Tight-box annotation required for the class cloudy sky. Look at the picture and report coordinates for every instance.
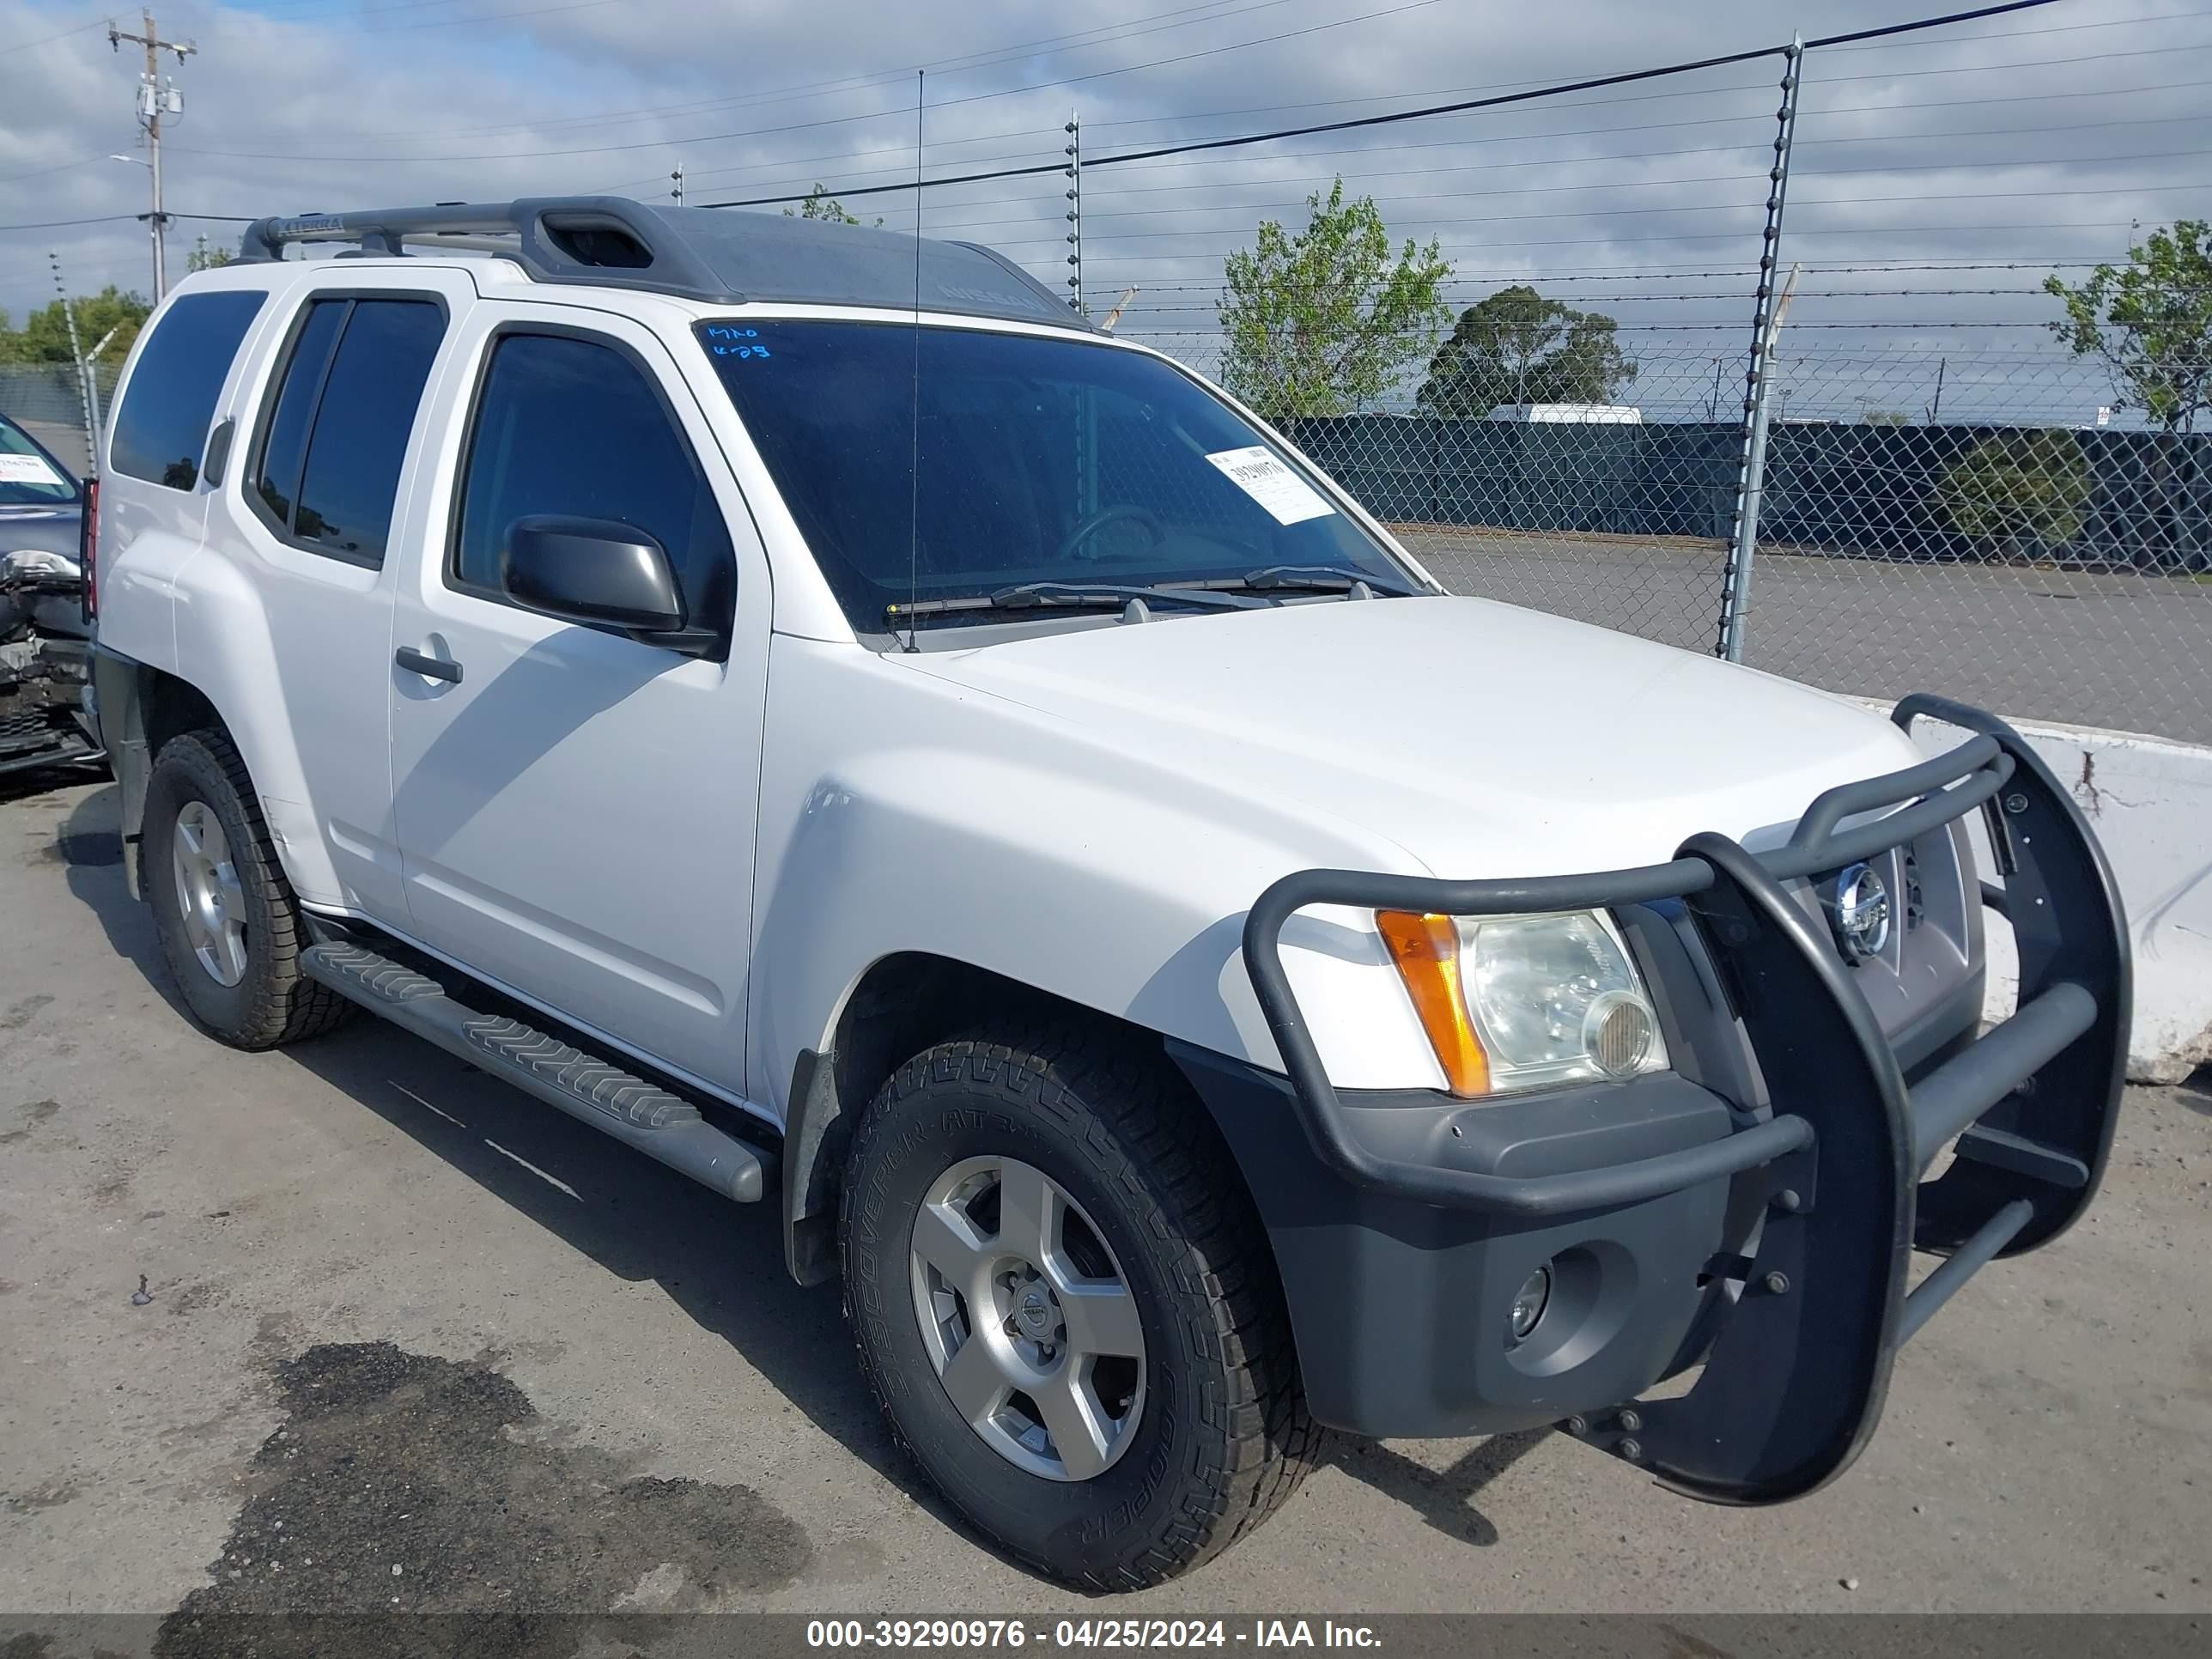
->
[3,0,2207,417]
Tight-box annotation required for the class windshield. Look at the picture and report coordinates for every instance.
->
[0,417,79,507]
[696,319,1411,630]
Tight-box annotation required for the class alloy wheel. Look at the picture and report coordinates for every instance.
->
[908,1155,1147,1481]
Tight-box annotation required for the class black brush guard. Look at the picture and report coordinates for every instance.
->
[1240,694,2130,1504]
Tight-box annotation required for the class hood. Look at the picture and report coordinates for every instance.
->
[0,503,82,562]
[899,595,1923,880]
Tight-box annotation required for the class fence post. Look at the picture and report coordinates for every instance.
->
[1715,32,1803,663]
[48,251,100,477]
[1063,111,1085,314]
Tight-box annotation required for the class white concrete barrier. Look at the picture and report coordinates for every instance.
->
[1863,702,2212,1085]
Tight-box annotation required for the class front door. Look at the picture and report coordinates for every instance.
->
[388,306,769,1100]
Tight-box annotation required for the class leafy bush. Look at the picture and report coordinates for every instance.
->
[1937,428,2094,555]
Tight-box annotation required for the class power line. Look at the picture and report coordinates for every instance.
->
[697,44,1790,209]
[1810,38,2212,88]
[1817,5,2212,52]
[0,215,142,232]
[684,65,2212,213]
[0,15,111,58]
[696,1,2084,211]
[200,0,1296,146]
[170,40,2209,186]
[170,0,1452,164]
[1069,222,2154,260]
[948,144,2212,230]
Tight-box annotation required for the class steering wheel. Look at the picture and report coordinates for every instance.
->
[1057,503,1166,563]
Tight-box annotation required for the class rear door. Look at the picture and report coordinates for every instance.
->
[96,286,272,674]
[201,268,475,921]
[386,302,769,1101]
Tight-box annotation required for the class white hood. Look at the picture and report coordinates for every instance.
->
[900,594,1923,879]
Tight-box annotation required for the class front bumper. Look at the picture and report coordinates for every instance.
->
[0,633,100,777]
[1186,694,2128,1506]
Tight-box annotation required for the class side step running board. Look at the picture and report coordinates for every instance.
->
[301,941,774,1204]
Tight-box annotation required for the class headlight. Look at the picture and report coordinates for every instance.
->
[1378,908,1668,1098]
[1,549,82,590]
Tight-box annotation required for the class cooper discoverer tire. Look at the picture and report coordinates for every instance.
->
[143,728,353,1050]
[840,1018,1324,1589]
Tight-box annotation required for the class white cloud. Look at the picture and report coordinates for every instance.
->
[2,0,2205,392]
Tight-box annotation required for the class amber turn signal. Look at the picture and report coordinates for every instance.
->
[1376,909,1491,1097]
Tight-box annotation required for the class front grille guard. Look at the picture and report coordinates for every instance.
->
[1239,694,2130,1504]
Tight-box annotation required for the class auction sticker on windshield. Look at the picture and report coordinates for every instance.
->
[1204,445,1334,526]
[0,454,66,487]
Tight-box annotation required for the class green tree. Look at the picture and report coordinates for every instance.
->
[3,286,151,366]
[2045,220,2212,434]
[1215,178,1451,422]
[1416,285,1636,417]
[784,183,878,227]
[186,234,234,273]
[1937,429,2094,558]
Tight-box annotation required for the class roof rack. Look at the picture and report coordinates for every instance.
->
[236,195,1092,331]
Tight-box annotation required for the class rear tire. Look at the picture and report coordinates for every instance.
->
[143,729,353,1050]
[841,1018,1324,1589]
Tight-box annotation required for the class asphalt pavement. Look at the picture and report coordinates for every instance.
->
[1401,527,2212,747]
[3,779,2209,1628]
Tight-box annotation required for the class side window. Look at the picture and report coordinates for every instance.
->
[453,331,734,638]
[252,295,445,565]
[109,290,265,491]
[255,300,346,528]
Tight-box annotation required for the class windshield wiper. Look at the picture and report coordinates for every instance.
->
[1189,564,1422,599]
[886,580,1270,623]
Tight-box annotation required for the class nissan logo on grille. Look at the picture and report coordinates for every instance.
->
[1825,861,1893,963]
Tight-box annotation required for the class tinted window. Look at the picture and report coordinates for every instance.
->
[453,332,732,635]
[695,320,1406,633]
[294,301,444,562]
[252,297,443,564]
[1,416,78,506]
[110,290,265,491]
[254,299,347,529]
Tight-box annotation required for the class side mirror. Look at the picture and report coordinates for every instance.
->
[501,515,686,635]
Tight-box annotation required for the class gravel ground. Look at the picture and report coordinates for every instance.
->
[2,778,2208,1631]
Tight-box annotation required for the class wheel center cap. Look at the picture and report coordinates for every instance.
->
[1017,1287,1054,1335]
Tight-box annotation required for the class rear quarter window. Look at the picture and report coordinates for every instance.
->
[109,289,266,492]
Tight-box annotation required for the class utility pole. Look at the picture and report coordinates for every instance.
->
[109,9,196,301]
[1925,356,1947,424]
[670,161,684,206]
[1063,110,1084,313]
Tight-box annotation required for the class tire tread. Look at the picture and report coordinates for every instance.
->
[842,1016,1326,1590]
[149,729,353,1049]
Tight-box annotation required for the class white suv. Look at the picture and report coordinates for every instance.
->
[87,197,2129,1589]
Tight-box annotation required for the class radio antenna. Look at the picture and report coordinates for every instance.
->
[902,68,923,653]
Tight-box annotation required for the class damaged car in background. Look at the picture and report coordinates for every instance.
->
[1,413,101,780]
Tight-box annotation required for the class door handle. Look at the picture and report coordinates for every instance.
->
[395,646,463,684]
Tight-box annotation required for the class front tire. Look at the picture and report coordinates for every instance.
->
[143,729,352,1050]
[841,1020,1323,1589]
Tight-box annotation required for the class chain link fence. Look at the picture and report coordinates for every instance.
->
[1143,332,2212,743]
[1144,340,2212,744]
[1738,351,2210,743]
[0,363,118,479]
[1082,15,2212,751]
[7,8,2209,746]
